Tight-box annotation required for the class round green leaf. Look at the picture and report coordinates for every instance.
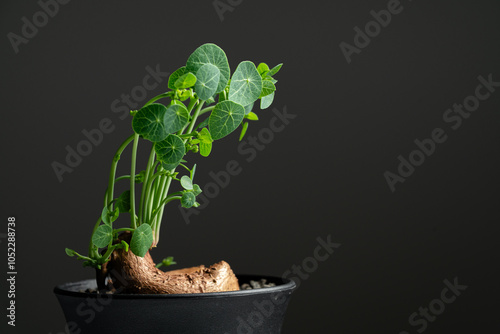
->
[154,134,185,165]
[164,103,189,134]
[130,224,154,257]
[168,67,187,90]
[228,61,263,106]
[116,190,131,213]
[244,102,254,115]
[209,100,246,140]
[199,141,212,157]
[181,192,196,208]
[65,248,76,257]
[132,104,169,142]
[260,91,275,110]
[180,175,193,190]
[198,127,213,143]
[92,225,113,248]
[174,72,197,89]
[194,63,220,101]
[186,43,230,94]
[260,80,276,98]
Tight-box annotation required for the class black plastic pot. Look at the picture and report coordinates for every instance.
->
[54,274,296,334]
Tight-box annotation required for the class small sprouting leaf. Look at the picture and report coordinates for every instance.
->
[186,43,230,94]
[194,63,220,101]
[65,248,76,257]
[168,67,187,90]
[260,91,275,110]
[257,63,270,76]
[192,184,202,196]
[130,224,154,257]
[101,206,111,225]
[228,61,263,106]
[181,192,196,208]
[119,240,129,252]
[260,80,276,98]
[155,256,177,268]
[239,122,249,141]
[132,104,169,142]
[154,134,186,166]
[92,225,113,248]
[179,89,192,101]
[246,112,259,121]
[244,103,254,115]
[209,100,246,140]
[180,175,193,190]
[198,127,213,143]
[199,141,212,157]
[174,72,197,89]
[164,103,189,134]
[268,63,283,76]
[116,190,131,213]
[206,96,215,104]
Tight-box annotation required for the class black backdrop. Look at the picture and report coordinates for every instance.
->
[1,0,499,333]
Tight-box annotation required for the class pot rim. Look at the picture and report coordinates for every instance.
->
[54,274,296,299]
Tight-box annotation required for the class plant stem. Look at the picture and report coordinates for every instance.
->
[139,147,157,222]
[129,133,140,228]
[106,134,135,208]
[199,105,215,116]
[143,92,170,108]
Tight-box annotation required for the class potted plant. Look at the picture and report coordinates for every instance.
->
[54,43,296,334]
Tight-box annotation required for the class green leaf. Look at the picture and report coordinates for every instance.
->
[132,103,169,142]
[209,100,246,140]
[174,72,197,89]
[196,117,210,130]
[102,206,119,224]
[65,248,76,257]
[246,112,259,121]
[244,102,254,115]
[186,43,230,94]
[268,63,283,76]
[164,103,189,134]
[198,127,213,143]
[239,122,249,141]
[194,63,220,101]
[154,134,186,167]
[156,256,177,268]
[181,192,196,208]
[130,224,154,257]
[192,184,202,196]
[260,91,275,110]
[168,67,187,90]
[199,142,212,157]
[260,80,276,98]
[116,190,131,213]
[228,61,262,106]
[257,63,270,76]
[92,225,113,248]
[180,175,193,190]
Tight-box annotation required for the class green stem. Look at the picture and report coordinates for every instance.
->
[130,133,140,228]
[139,147,157,222]
[106,134,135,208]
[199,105,215,116]
[114,227,135,233]
[143,92,170,108]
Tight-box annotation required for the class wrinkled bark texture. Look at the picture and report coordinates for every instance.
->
[97,233,239,294]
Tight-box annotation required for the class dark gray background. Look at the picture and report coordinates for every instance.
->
[1,0,499,333]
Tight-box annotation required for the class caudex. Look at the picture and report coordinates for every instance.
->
[65,43,282,294]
